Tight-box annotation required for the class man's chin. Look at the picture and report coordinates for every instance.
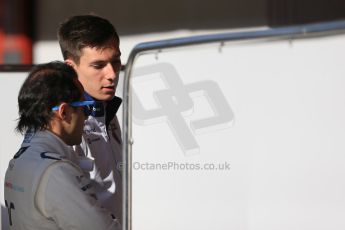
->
[102,94,115,101]
[92,92,115,101]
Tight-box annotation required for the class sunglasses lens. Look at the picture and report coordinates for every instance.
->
[83,105,93,116]
[67,101,95,116]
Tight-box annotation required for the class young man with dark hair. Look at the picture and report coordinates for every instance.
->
[57,15,123,222]
[4,62,120,230]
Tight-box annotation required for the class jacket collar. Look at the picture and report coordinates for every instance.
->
[22,130,73,159]
[84,92,122,126]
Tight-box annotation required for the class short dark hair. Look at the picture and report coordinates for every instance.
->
[57,14,119,63]
[16,61,82,134]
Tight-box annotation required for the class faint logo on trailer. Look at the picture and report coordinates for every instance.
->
[132,63,234,155]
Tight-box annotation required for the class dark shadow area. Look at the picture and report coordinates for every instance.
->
[34,0,345,41]
[35,0,267,40]
[267,0,345,27]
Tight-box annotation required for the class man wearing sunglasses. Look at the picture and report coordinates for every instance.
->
[58,15,123,222]
[4,62,120,230]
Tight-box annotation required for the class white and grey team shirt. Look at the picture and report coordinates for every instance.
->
[73,96,123,223]
[4,130,120,230]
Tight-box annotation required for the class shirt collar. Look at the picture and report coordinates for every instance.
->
[22,130,74,159]
[84,92,122,124]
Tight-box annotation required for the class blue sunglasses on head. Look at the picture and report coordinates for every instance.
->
[52,100,95,116]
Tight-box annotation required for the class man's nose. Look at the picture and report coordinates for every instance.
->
[105,63,116,81]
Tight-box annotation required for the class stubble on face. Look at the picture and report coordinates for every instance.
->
[72,44,121,101]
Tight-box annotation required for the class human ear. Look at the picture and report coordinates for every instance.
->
[64,59,76,68]
[57,103,72,122]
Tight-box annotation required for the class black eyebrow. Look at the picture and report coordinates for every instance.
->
[89,52,121,66]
